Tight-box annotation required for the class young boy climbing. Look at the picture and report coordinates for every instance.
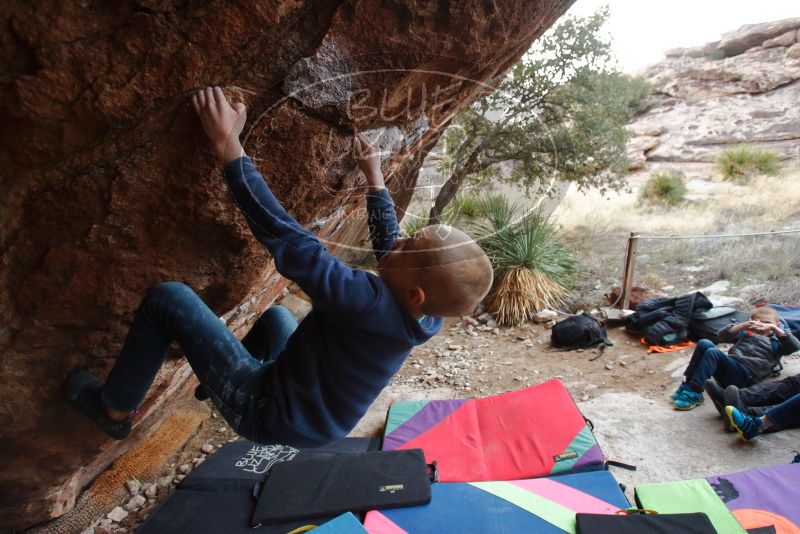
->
[672,307,800,410]
[68,86,493,446]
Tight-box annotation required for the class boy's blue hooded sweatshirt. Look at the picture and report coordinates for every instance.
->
[223,156,443,446]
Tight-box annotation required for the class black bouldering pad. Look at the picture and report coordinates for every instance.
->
[137,437,379,534]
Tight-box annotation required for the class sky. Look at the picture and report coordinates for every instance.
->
[566,0,800,73]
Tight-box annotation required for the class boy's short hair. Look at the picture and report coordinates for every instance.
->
[751,307,780,324]
[418,255,493,316]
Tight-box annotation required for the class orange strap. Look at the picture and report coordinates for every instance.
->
[641,337,695,354]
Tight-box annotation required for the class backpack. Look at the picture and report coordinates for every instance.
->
[551,313,613,350]
[688,307,749,343]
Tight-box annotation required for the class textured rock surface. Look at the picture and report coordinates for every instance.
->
[626,18,800,173]
[0,0,573,530]
[717,17,800,57]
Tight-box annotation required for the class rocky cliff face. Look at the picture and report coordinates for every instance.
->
[627,18,800,172]
[0,0,573,530]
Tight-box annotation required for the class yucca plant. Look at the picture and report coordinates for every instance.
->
[715,145,780,182]
[640,168,687,205]
[402,192,482,236]
[473,195,579,326]
[448,191,484,220]
[400,209,430,236]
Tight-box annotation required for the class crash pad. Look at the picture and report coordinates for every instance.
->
[311,512,369,533]
[381,380,604,481]
[765,305,800,337]
[706,463,800,534]
[635,479,746,534]
[138,438,378,533]
[363,469,629,534]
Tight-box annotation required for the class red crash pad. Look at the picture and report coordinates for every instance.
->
[381,379,604,482]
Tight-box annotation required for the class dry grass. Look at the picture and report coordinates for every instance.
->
[702,237,799,282]
[484,268,569,326]
[554,168,800,308]
[554,172,800,237]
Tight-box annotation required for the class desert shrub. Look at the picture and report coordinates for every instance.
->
[403,192,482,236]
[400,209,430,236]
[641,168,687,205]
[473,195,580,325]
[715,145,780,182]
[448,191,484,219]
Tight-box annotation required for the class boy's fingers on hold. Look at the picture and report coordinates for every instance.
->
[196,89,206,108]
[190,94,199,112]
[353,137,365,158]
[356,132,375,148]
[213,86,225,106]
[204,87,214,109]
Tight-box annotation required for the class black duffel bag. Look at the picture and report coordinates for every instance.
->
[688,307,750,343]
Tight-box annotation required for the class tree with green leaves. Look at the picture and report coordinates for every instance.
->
[428,7,649,224]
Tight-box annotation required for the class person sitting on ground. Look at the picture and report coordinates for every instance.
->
[672,307,800,410]
[705,373,800,440]
[67,86,493,445]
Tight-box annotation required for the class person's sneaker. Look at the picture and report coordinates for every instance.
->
[723,385,745,412]
[704,380,732,430]
[726,406,763,442]
[67,368,131,440]
[673,387,704,410]
[704,380,725,415]
[671,383,692,401]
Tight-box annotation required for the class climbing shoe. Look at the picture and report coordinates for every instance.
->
[67,368,131,440]
[726,406,763,442]
[673,387,704,410]
[671,382,692,401]
[194,384,210,401]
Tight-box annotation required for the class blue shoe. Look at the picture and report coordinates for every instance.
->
[726,406,763,442]
[671,383,692,401]
[673,387,704,410]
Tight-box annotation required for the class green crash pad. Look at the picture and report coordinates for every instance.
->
[635,479,745,534]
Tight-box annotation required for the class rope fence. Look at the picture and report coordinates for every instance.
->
[619,228,800,309]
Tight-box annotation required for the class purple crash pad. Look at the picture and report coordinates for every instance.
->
[706,462,800,530]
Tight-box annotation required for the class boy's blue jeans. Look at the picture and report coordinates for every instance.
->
[101,282,297,435]
[766,393,800,430]
[684,339,755,390]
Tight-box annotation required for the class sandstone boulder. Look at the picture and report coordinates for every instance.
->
[0,1,573,530]
[762,30,797,48]
[664,40,720,59]
[717,17,800,57]
[626,135,661,170]
[644,47,800,101]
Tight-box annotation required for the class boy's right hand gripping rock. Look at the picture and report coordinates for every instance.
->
[191,86,247,164]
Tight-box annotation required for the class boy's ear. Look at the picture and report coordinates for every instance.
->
[407,287,425,306]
